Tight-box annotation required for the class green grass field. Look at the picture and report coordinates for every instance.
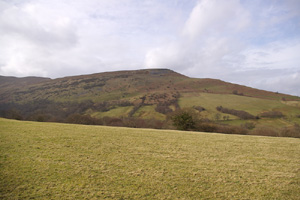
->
[179,93,300,116]
[1,118,299,199]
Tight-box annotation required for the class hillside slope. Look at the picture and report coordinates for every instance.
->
[0,69,298,104]
[0,69,300,133]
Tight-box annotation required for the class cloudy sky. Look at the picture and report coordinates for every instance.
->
[0,0,299,96]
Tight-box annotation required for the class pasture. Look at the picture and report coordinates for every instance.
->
[0,118,299,199]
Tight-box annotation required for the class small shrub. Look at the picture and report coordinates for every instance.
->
[249,126,279,137]
[241,122,256,130]
[195,122,218,132]
[217,125,248,135]
[193,106,205,112]
[66,114,103,125]
[102,117,123,127]
[279,124,300,138]
[155,105,173,114]
[214,113,221,121]
[232,90,244,96]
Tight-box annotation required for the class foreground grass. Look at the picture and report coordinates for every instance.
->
[0,118,299,199]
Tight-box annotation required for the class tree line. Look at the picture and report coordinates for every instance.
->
[0,100,298,138]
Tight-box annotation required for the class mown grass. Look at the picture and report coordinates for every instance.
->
[0,118,299,199]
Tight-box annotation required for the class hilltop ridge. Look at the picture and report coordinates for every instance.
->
[0,68,298,104]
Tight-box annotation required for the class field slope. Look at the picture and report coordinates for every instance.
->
[0,118,299,199]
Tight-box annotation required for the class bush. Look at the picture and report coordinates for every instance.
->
[249,126,279,137]
[195,122,218,132]
[216,106,256,120]
[195,122,248,135]
[260,111,284,118]
[27,113,53,122]
[241,122,256,130]
[193,106,205,112]
[217,125,248,135]
[122,117,164,129]
[171,109,196,131]
[279,124,300,138]
[1,109,23,120]
[102,117,124,127]
[66,114,103,125]
[232,90,244,96]
[155,104,173,114]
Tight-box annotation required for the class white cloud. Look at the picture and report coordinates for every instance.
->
[183,0,249,39]
[241,40,300,71]
[145,0,250,77]
[0,0,192,77]
[0,0,299,96]
[144,0,300,96]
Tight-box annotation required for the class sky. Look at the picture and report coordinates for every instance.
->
[0,0,300,96]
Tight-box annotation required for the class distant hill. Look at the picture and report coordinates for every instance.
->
[1,69,300,136]
[0,76,50,93]
[0,69,298,104]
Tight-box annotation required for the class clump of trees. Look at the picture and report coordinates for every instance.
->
[155,104,173,114]
[169,109,248,134]
[259,111,284,118]
[279,124,300,138]
[66,114,103,125]
[169,109,299,137]
[0,108,23,120]
[216,106,257,120]
[249,124,300,138]
[1,100,299,138]
[170,109,196,131]
[65,115,165,129]
[232,90,244,96]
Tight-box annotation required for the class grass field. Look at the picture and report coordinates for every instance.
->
[133,105,166,120]
[1,118,299,199]
[179,93,300,116]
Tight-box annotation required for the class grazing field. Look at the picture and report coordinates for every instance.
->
[179,93,300,116]
[0,118,299,199]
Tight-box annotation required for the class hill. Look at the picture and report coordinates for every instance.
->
[0,69,298,104]
[1,118,299,199]
[0,69,300,136]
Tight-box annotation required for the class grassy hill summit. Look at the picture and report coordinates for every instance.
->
[1,69,300,137]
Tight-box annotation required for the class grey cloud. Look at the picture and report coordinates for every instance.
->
[144,0,300,96]
[223,69,300,96]
[0,0,299,96]
[0,2,78,47]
